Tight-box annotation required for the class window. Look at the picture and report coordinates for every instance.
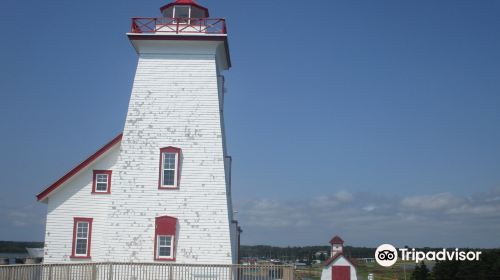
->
[155,216,177,261]
[71,217,93,258]
[173,6,190,24]
[159,147,181,189]
[157,235,173,258]
[92,170,112,194]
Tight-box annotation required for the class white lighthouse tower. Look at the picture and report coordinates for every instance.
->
[38,0,239,265]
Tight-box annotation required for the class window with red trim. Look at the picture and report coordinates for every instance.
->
[159,147,181,189]
[92,170,112,194]
[154,216,177,261]
[71,217,93,258]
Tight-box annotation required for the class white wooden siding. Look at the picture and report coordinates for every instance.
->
[44,145,120,263]
[43,40,235,265]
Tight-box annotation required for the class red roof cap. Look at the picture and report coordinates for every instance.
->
[329,235,344,245]
[172,0,201,4]
[160,0,209,17]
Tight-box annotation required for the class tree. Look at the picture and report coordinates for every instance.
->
[319,252,327,261]
[411,262,430,280]
[432,260,460,280]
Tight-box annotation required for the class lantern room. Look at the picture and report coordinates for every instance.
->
[160,0,209,22]
[130,0,226,35]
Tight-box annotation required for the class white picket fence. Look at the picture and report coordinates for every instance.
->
[0,262,294,280]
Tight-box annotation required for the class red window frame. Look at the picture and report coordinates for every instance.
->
[158,147,181,189]
[154,216,177,261]
[71,217,93,259]
[92,170,112,194]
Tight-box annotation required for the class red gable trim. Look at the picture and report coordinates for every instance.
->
[324,253,356,268]
[36,133,123,201]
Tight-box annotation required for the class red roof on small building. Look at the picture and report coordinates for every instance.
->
[172,0,201,4]
[330,235,344,245]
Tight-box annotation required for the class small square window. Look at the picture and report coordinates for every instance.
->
[92,170,112,194]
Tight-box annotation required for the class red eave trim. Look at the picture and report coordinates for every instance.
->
[127,34,226,41]
[36,133,123,201]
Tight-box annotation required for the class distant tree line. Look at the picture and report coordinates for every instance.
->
[240,245,375,261]
[242,245,500,279]
[403,248,500,280]
[428,249,500,280]
[0,241,44,253]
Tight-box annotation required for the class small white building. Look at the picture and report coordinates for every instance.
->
[37,0,240,265]
[321,235,358,280]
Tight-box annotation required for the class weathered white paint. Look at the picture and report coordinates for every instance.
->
[321,256,358,280]
[42,37,235,265]
[43,145,120,262]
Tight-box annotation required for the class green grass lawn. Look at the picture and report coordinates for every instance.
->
[294,261,420,280]
[356,261,421,280]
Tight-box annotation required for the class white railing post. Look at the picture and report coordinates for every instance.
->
[65,264,70,280]
[48,265,52,280]
[108,263,113,280]
[91,263,97,280]
[0,262,295,280]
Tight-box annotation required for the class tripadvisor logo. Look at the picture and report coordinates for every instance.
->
[375,244,482,267]
[375,244,398,267]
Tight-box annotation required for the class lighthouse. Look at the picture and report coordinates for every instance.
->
[37,0,239,265]
[330,235,344,257]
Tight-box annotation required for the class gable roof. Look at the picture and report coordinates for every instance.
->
[330,235,344,245]
[324,253,356,268]
[36,133,123,202]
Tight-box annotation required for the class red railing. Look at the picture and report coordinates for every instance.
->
[131,18,227,34]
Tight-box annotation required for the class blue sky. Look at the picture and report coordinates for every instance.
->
[0,0,499,248]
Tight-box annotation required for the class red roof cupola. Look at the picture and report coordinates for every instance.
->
[160,0,209,19]
[329,235,344,245]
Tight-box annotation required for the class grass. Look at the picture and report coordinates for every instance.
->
[293,261,419,280]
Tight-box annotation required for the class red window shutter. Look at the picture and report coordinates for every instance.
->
[156,216,177,236]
